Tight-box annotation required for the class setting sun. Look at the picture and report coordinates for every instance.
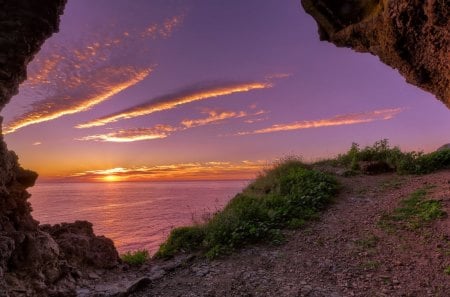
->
[102,175,120,182]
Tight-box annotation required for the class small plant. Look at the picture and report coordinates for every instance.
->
[445,266,450,275]
[121,249,149,265]
[360,260,380,270]
[379,187,446,231]
[355,234,379,249]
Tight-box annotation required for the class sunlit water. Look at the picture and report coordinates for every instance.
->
[29,181,247,255]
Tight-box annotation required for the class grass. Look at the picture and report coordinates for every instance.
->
[156,158,339,259]
[445,266,450,275]
[355,234,379,249]
[379,187,446,231]
[335,139,450,175]
[121,249,149,265]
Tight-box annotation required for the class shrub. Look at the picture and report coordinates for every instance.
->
[155,226,205,258]
[121,249,149,265]
[156,158,338,259]
[336,139,450,175]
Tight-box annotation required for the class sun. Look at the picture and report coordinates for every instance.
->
[103,175,120,182]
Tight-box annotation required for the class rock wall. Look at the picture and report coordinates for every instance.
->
[301,0,449,108]
[0,1,119,296]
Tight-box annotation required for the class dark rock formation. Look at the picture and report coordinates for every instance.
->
[42,221,120,269]
[0,1,120,296]
[301,0,449,108]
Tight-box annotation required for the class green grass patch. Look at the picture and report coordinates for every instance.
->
[335,139,450,175]
[155,158,339,259]
[445,266,450,275]
[379,187,446,231]
[355,234,379,249]
[121,249,149,265]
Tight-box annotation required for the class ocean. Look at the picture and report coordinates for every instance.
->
[29,180,247,255]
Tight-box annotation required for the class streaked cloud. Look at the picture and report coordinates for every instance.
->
[4,13,185,134]
[77,125,176,143]
[181,109,249,128]
[32,142,42,146]
[237,108,404,135]
[69,160,267,182]
[78,107,267,143]
[4,67,151,134]
[76,81,272,129]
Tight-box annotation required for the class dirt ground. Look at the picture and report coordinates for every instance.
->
[80,170,450,297]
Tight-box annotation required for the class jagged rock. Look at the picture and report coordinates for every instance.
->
[41,221,120,269]
[0,1,121,296]
[301,0,449,108]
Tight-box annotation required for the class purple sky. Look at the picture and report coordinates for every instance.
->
[2,0,449,181]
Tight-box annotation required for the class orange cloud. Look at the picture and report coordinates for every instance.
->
[76,82,272,129]
[237,108,404,135]
[69,160,267,182]
[77,125,176,142]
[142,14,185,38]
[181,109,249,128]
[78,107,267,143]
[5,13,186,133]
[4,67,151,134]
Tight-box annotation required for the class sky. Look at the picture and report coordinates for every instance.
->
[2,0,449,182]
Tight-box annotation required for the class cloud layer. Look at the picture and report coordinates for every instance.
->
[4,14,185,134]
[237,108,404,135]
[78,108,266,142]
[70,160,266,181]
[5,67,151,134]
[76,82,272,129]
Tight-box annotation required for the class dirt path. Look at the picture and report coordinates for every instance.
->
[80,171,450,296]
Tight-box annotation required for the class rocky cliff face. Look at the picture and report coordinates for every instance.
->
[0,1,119,296]
[301,0,449,108]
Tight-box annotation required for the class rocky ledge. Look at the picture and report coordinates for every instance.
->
[302,0,449,108]
[0,1,120,296]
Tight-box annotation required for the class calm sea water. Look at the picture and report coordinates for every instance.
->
[29,181,247,254]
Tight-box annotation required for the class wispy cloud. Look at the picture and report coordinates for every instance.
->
[69,160,267,181]
[143,14,185,39]
[4,14,185,134]
[4,67,151,134]
[181,109,252,128]
[237,108,404,135]
[77,124,176,142]
[78,107,267,143]
[32,142,42,146]
[76,82,272,129]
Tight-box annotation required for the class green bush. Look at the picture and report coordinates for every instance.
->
[155,226,205,258]
[156,158,338,259]
[337,139,450,175]
[121,249,149,265]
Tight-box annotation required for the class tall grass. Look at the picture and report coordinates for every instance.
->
[156,158,338,259]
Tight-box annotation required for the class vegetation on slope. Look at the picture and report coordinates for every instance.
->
[121,249,149,265]
[335,139,450,174]
[379,187,446,231]
[156,159,338,259]
[156,140,449,259]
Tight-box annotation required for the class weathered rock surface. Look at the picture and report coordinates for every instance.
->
[41,221,120,269]
[301,0,449,108]
[0,1,120,296]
